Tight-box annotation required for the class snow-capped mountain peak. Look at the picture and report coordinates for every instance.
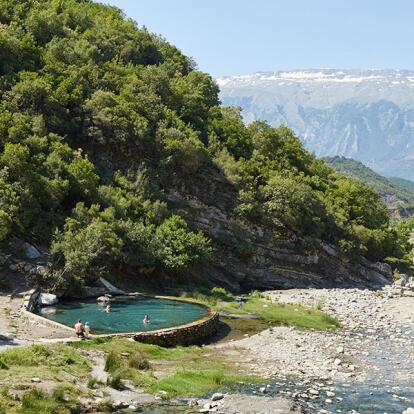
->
[218,69,414,180]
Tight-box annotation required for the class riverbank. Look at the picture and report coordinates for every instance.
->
[214,287,414,412]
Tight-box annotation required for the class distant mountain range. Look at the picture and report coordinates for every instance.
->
[325,156,414,217]
[218,69,414,180]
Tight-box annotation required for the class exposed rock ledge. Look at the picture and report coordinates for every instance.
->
[169,188,393,292]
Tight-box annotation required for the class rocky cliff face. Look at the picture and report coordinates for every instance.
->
[218,69,414,180]
[168,171,392,292]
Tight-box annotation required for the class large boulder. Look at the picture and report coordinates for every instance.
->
[37,293,58,306]
[22,242,41,259]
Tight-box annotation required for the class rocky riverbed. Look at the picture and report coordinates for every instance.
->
[209,283,414,413]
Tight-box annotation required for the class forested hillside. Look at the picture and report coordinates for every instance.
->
[0,0,412,293]
[325,156,414,216]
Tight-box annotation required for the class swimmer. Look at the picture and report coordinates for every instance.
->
[143,314,150,324]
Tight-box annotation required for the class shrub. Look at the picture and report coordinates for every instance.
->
[155,215,212,269]
[128,352,151,371]
[210,287,232,301]
[0,358,8,370]
[107,370,126,390]
[20,389,56,414]
[104,351,123,373]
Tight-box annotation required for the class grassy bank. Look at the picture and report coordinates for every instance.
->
[72,337,258,398]
[0,338,257,411]
[0,344,92,413]
[177,289,340,330]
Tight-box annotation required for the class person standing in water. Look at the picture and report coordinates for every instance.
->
[105,305,112,313]
[143,314,150,324]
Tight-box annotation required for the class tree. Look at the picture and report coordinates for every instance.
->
[155,215,212,269]
[262,174,328,238]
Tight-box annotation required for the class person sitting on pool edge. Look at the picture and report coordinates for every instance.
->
[84,322,91,338]
[143,314,150,324]
[74,320,85,338]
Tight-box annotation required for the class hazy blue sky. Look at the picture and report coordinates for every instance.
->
[104,0,414,77]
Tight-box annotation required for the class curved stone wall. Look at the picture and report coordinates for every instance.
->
[133,310,220,347]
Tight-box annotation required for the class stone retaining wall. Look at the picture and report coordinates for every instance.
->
[133,310,220,347]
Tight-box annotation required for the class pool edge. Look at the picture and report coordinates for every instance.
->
[22,290,220,346]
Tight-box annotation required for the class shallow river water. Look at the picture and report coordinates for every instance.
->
[134,328,414,414]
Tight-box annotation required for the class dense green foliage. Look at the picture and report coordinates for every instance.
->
[388,176,414,196]
[325,156,414,210]
[0,0,411,290]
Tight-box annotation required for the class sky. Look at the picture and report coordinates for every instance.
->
[104,0,414,78]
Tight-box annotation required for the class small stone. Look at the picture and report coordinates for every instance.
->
[259,387,266,393]
[334,358,342,366]
[336,346,344,354]
[112,401,129,409]
[31,377,41,383]
[309,388,319,395]
[211,393,224,401]
[92,390,104,398]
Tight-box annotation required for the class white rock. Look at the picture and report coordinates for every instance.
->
[211,393,224,401]
[37,293,58,306]
[336,346,344,354]
[97,296,111,303]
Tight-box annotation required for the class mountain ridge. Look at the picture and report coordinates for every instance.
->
[218,69,414,180]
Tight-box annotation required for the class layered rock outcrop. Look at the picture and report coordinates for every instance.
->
[168,173,392,292]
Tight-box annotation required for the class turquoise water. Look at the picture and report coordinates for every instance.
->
[35,297,208,334]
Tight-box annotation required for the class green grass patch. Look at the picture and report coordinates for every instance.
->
[72,337,204,361]
[0,344,91,386]
[13,385,82,414]
[216,297,340,329]
[71,337,258,398]
[176,288,340,330]
[147,369,254,398]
